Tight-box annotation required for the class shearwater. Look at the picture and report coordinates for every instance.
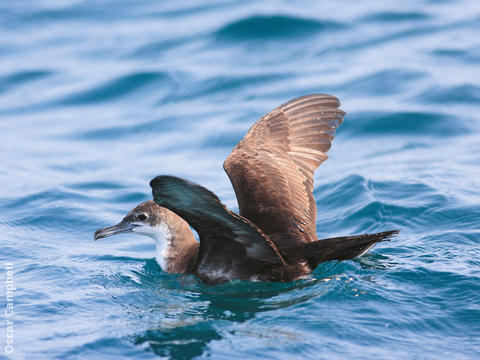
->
[95,94,398,284]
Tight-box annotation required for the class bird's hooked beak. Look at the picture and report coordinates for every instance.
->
[94,220,138,241]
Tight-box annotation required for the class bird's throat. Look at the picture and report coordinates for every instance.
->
[150,224,174,273]
[139,223,198,274]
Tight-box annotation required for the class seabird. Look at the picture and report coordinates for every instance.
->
[95,94,398,284]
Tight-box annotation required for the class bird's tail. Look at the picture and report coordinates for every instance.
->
[303,230,399,269]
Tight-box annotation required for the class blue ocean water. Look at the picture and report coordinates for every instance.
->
[1,0,479,358]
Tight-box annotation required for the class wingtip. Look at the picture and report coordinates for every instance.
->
[149,175,170,189]
[377,230,400,242]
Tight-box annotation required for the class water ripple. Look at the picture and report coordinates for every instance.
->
[344,111,470,136]
[0,69,53,94]
[1,1,479,359]
[417,84,480,104]
[56,72,172,106]
[215,15,346,40]
[360,11,431,23]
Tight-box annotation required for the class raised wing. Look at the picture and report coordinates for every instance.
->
[150,175,286,283]
[224,94,345,249]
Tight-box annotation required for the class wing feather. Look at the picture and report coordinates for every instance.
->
[224,94,345,249]
[150,175,287,283]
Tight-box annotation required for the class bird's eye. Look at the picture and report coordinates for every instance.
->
[137,214,147,221]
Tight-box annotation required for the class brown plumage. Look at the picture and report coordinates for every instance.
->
[224,94,345,249]
[95,94,398,284]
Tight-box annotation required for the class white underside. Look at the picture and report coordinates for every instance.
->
[132,223,173,272]
[354,243,376,258]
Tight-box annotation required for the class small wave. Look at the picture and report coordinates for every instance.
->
[315,174,370,213]
[57,71,171,106]
[0,69,53,94]
[416,84,480,104]
[336,17,480,53]
[340,69,424,96]
[86,254,147,262]
[70,181,126,191]
[113,192,151,204]
[18,263,76,283]
[134,322,221,359]
[360,11,430,23]
[4,188,89,210]
[175,72,292,102]
[130,38,188,58]
[431,47,480,64]
[2,188,110,234]
[315,175,458,234]
[18,2,142,24]
[343,110,469,136]
[73,118,172,141]
[215,15,345,40]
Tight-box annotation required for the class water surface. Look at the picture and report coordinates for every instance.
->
[1,0,479,359]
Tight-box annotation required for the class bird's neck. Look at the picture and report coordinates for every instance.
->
[150,223,199,274]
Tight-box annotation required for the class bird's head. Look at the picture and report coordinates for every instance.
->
[94,200,198,273]
[94,200,170,241]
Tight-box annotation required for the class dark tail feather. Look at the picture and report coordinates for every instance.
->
[303,230,399,269]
